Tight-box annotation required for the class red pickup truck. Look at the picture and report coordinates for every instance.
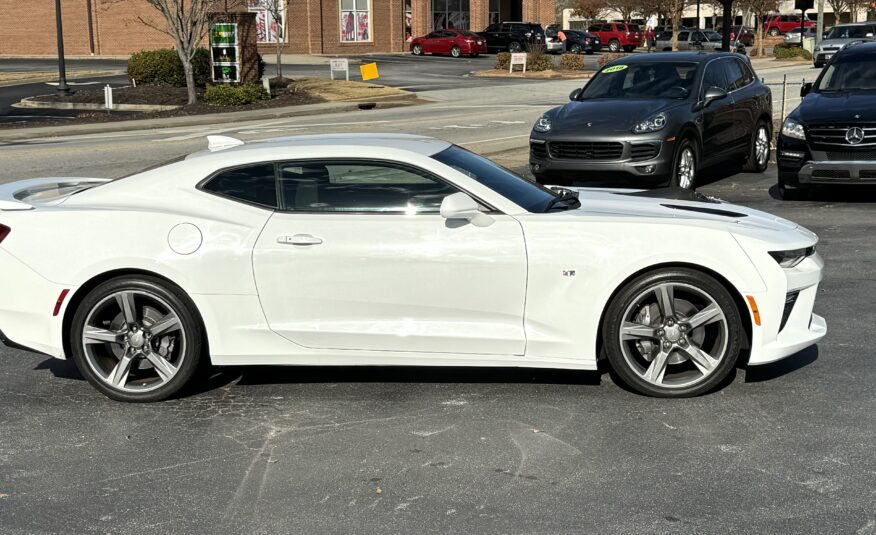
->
[587,22,642,52]
[763,14,815,36]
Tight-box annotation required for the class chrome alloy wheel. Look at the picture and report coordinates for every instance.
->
[677,147,695,189]
[755,125,770,167]
[618,282,729,389]
[81,290,186,393]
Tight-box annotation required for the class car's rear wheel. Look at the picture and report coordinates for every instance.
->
[451,45,462,58]
[412,44,423,55]
[603,269,743,397]
[623,45,635,52]
[508,41,522,52]
[608,39,620,52]
[671,138,697,189]
[570,43,581,54]
[769,27,780,36]
[472,52,480,57]
[70,276,203,402]
[743,120,771,172]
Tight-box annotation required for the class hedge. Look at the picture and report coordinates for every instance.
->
[773,44,812,60]
[559,53,586,70]
[203,83,270,106]
[598,53,627,67]
[494,51,554,72]
[127,48,211,87]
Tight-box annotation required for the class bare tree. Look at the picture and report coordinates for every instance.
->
[572,0,608,20]
[826,0,849,22]
[259,0,287,80]
[132,0,219,105]
[657,0,691,49]
[737,0,780,56]
[608,0,640,20]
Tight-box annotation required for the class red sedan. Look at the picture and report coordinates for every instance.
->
[411,30,487,58]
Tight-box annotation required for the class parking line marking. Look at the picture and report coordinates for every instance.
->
[461,134,530,145]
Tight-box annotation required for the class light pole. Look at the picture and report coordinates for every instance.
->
[55,0,70,94]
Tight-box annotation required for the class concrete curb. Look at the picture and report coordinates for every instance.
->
[15,96,179,113]
[0,93,424,142]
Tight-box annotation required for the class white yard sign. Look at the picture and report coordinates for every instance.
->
[509,52,527,73]
[330,58,350,81]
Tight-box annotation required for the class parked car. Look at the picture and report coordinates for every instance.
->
[783,26,817,46]
[777,42,876,199]
[562,29,600,54]
[529,52,772,189]
[763,14,815,36]
[587,22,642,52]
[730,25,755,47]
[410,30,487,57]
[481,21,545,52]
[656,29,724,51]
[812,22,876,67]
[0,134,825,400]
[544,24,566,53]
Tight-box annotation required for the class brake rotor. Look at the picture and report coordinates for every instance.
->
[633,299,703,365]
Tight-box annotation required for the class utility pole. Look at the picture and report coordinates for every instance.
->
[721,0,733,51]
[54,0,70,94]
[696,0,701,28]
[816,0,824,45]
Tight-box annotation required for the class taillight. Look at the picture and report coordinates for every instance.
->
[0,224,10,243]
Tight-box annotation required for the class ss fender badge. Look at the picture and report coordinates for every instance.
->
[563,270,576,277]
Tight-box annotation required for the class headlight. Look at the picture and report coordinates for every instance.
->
[632,113,667,134]
[769,246,815,268]
[533,115,552,133]
[781,118,806,140]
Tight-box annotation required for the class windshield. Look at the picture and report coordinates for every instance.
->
[431,146,561,213]
[629,25,640,32]
[578,62,698,100]
[458,30,480,37]
[816,56,876,92]
[826,25,875,39]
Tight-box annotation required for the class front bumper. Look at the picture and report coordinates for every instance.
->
[813,50,838,63]
[529,134,674,186]
[777,134,876,185]
[545,40,564,52]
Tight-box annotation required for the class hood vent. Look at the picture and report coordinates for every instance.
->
[618,187,721,204]
[661,204,748,218]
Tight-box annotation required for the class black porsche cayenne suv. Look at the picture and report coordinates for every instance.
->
[529,52,773,189]
[777,41,876,199]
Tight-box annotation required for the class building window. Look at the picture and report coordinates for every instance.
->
[489,0,500,25]
[340,0,371,42]
[433,0,470,30]
[247,0,284,43]
[405,0,412,41]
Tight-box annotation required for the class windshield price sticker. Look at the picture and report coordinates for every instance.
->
[603,65,628,73]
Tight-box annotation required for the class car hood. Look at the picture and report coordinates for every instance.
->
[548,99,688,133]
[795,91,876,123]
[818,38,858,48]
[552,187,816,244]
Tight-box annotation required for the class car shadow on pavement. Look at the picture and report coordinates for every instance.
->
[768,184,876,202]
[743,345,818,383]
[34,357,84,380]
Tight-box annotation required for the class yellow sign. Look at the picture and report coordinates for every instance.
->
[360,62,379,81]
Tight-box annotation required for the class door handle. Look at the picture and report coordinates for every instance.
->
[278,234,323,246]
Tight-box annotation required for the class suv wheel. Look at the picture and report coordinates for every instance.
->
[450,45,461,58]
[778,174,809,200]
[769,27,780,36]
[508,41,522,52]
[608,39,621,52]
[743,121,771,173]
[672,138,697,189]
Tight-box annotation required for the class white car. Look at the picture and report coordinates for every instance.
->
[0,134,826,402]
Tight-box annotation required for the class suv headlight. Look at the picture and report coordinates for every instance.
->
[533,115,552,133]
[781,118,806,140]
[769,246,815,268]
[632,113,667,134]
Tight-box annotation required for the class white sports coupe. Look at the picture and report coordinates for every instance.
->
[0,134,825,401]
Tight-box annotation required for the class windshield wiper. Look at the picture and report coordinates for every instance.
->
[544,188,581,212]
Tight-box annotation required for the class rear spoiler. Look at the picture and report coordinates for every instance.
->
[0,177,110,211]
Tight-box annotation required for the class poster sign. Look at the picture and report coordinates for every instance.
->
[330,58,349,81]
[509,52,527,73]
[210,23,240,83]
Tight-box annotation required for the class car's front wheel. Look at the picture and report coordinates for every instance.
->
[450,45,461,58]
[769,27,780,36]
[412,44,423,55]
[508,41,522,52]
[743,120,771,173]
[570,43,581,54]
[608,39,620,52]
[671,138,697,189]
[70,276,203,402]
[603,269,743,397]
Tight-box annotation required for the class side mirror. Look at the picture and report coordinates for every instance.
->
[569,88,581,101]
[440,192,494,227]
[703,86,728,106]
[800,82,813,97]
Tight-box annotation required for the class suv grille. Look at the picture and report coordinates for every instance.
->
[826,151,876,161]
[812,169,851,179]
[630,143,659,161]
[549,141,624,160]
[530,142,548,159]
[808,123,876,150]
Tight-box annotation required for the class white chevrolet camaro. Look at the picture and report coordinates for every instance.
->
[0,134,826,402]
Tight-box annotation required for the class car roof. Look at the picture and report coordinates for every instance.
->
[604,51,735,65]
[833,22,875,27]
[835,41,876,57]
[186,133,452,160]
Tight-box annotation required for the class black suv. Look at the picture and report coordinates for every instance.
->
[481,22,545,52]
[529,52,772,189]
[777,42,876,199]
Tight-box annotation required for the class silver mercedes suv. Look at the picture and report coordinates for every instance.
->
[813,22,875,67]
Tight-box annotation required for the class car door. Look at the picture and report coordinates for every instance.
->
[723,57,754,151]
[435,30,454,54]
[483,24,499,50]
[677,31,690,50]
[698,58,737,162]
[422,31,441,53]
[252,159,528,356]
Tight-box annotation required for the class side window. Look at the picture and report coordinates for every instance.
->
[426,31,441,38]
[278,161,459,214]
[678,31,689,41]
[202,164,277,208]
[485,24,498,32]
[692,31,705,41]
[723,58,745,91]
[702,61,728,94]
[587,24,600,32]
[736,58,754,86]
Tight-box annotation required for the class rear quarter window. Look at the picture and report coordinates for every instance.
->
[202,163,278,208]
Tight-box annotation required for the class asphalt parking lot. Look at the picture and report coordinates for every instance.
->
[1,160,875,534]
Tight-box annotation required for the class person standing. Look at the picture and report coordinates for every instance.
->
[646,26,655,52]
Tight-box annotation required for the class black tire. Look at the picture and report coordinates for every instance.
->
[671,137,698,189]
[608,39,620,52]
[602,268,743,398]
[623,45,635,52]
[778,175,809,200]
[471,53,480,57]
[743,120,771,173]
[814,61,823,68]
[570,43,581,54]
[412,44,422,56]
[769,27,779,36]
[450,45,461,58]
[69,276,204,402]
[508,41,522,53]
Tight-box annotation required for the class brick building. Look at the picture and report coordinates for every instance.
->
[0,0,555,57]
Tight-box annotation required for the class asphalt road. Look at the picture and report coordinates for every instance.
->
[1,70,874,534]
